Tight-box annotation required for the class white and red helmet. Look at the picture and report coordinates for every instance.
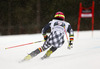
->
[54,12,65,20]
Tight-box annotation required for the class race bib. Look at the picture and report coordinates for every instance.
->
[54,21,65,27]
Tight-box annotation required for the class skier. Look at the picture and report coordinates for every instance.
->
[21,11,74,61]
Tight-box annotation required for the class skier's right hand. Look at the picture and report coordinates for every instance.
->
[43,34,48,41]
[67,41,73,49]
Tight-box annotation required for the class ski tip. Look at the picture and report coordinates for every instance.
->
[18,59,25,63]
[41,56,48,60]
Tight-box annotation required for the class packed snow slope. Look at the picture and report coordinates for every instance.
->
[0,30,100,69]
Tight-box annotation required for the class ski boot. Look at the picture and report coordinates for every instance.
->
[41,49,53,60]
[19,48,42,63]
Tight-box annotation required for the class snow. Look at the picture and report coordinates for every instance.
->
[0,30,100,69]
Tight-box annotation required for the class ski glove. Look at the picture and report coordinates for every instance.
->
[43,34,48,41]
[68,41,73,49]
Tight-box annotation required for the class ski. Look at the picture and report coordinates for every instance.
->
[18,59,26,63]
[18,59,30,63]
[41,55,49,60]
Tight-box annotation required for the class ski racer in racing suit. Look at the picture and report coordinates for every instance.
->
[22,11,74,61]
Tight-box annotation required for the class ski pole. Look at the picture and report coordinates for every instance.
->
[64,27,70,49]
[64,27,69,41]
[5,40,44,50]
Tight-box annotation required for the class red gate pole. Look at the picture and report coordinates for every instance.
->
[77,2,82,38]
[92,1,95,37]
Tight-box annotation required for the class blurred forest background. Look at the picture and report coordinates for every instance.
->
[0,0,99,35]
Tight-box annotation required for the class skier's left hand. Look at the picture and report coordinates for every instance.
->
[67,41,73,49]
[43,34,48,41]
